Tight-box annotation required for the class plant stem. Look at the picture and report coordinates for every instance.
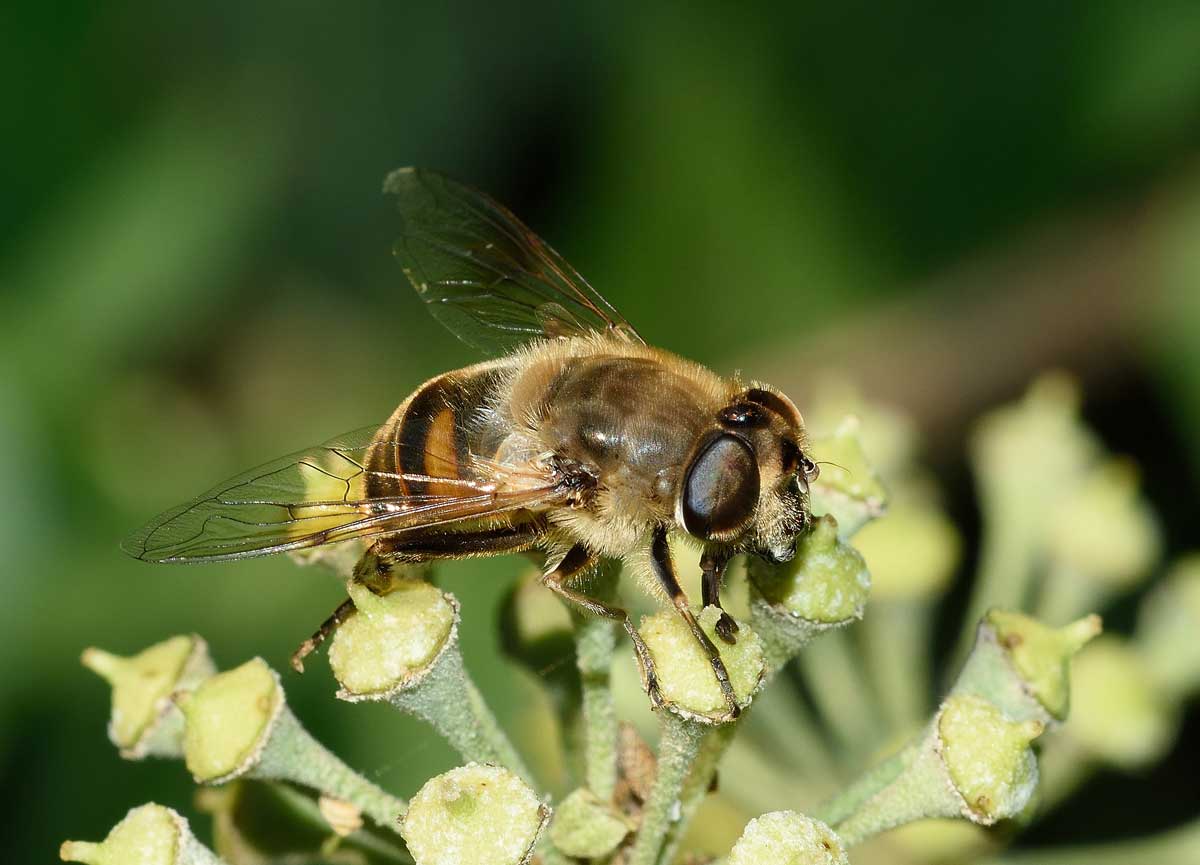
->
[575,612,619,800]
[255,708,407,830]
[799,629,883,760]
[389,642,534,784]
[863,600,933,734]
[573,561,621,800]
[627,713,709,865]
[953,502,1034,667]
[813,744,913,829]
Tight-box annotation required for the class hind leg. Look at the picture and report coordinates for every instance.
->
[290,523,545,672]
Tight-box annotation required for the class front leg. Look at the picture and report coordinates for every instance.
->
[649,527,741,719]
[700,548,739,645]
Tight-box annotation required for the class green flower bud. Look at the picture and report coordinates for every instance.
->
[638,606,765,722]
[970,373,1098,517]
[82,635,215,759]
[729,811,848,865]
[548,787,632,859]
[852,501,959,601]
[1047,460,1160,589]
[60,803,224,865]
[329,580,458,697]
[178,657,405,828]
[330,585,533,780]
[807,417,888,538]
[180,658,283,783]
[1066,635,1178,770]
[937,695,1043,824]
[985,610,1102,721]
[401,764,549,865]
[1136,554,1200,700]
[751,516,871,622]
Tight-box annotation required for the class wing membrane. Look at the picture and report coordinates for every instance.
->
[122,427,562,563]
[386,167,643,352]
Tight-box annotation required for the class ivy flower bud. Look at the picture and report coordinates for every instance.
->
[177,657,405,828]
[548,787,632,859]
[728,811,848,865]
[970,373,1098,525]
[983,610,1102,721]
[329,582,533,780]
[638,606,765,722]
[60,803,224,865]
[82,634,215,759]
[1136,554,1200,700]
[1046,460,1160,591]
[748,515,871,668]
[400,764,549,865]
[807,416,888,539]
[937,695,1043,824]
[826,694,1045,845]
[1066,635,1178,770]
[178,658,283,783]
[329,580,457,696]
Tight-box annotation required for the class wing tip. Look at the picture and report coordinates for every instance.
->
[382,165,420,194]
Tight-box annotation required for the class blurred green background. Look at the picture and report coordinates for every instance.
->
[4,1,1200,860]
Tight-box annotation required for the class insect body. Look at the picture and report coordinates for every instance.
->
[124,168,819,718]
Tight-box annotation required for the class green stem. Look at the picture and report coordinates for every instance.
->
[822,743,956,847]
[657,724,737,865]
[813,744,913,828]
[863,600,933,734]
[573,561,621,800]
[255,707,407,830]
[627,714,709,865]
[799,629,883,760]
[575,613,619,800]
[953,501,1035,667]
[388,643,534,784]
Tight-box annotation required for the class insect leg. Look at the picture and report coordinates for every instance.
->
[700,548,740,645]
[540,544,663,709]
[291,522,546,672]
[651,527,741,718]
[291,596,357,672]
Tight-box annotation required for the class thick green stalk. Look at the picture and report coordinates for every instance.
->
[388,643,534,784]
[573,562,621,800]
[627,714,709,865]
[257,708,407,828]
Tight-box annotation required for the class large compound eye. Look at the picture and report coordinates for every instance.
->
[679,433,760,540]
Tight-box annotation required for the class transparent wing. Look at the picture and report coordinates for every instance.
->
[122,426,563,563]
[386,167,643,353]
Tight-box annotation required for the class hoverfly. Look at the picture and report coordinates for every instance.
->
[124,167,819,717]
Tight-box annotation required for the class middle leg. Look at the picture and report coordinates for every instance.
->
[540,543,663,707]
